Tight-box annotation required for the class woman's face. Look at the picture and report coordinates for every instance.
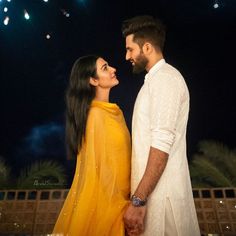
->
[94,57,119,89]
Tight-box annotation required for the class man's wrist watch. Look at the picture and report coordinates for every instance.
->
[131,195,147,207]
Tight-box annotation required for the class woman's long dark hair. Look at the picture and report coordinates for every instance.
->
[66,55,99,159]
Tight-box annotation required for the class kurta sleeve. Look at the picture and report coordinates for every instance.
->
[149,72,184,154]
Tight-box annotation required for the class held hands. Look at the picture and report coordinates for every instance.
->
[123,203,147,236]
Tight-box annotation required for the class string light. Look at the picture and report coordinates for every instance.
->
[24,10,30,20]
[213,0,219,9]
[61,9,70,18]
[3,16,9,25]
[5,0,224,39]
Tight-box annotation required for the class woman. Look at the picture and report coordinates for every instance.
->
[53,55,131,236]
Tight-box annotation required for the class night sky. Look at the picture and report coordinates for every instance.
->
[0,0,235,176]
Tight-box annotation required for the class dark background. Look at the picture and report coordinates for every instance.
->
[0,0,235,178]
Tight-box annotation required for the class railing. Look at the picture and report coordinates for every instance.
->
[0,188,235,235]
[193,188,236,235]
[0,189,68,235]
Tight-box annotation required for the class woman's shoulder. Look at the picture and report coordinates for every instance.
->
[88,106,105,119]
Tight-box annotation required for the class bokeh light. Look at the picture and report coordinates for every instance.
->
[24,10,30,20]
[3,16,9,25]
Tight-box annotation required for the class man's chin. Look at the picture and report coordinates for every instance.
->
[132,67,145,74]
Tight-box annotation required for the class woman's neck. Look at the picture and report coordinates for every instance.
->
[94,89,110,102]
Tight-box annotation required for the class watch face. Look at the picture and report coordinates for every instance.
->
[133,198,139,206]
[131,195,145,206]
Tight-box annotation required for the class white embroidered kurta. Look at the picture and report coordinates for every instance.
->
[131,59,200,236]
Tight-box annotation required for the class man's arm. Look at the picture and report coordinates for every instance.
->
[133,146,168,200]
[124,146,168,235]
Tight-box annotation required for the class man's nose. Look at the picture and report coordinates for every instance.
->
[126,52,130,61]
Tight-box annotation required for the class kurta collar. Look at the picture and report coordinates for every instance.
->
[145,59,166,81]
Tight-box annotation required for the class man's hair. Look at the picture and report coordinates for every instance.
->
[122,15,166,52]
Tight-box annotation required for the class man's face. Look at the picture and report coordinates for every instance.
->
[125,34,148,74]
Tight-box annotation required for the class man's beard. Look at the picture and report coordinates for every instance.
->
[132,53,148,74]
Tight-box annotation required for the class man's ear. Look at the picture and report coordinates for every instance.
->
[142,42,153,55]
[89,77,98,86]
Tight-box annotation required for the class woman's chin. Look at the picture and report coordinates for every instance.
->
[112,79,119,87]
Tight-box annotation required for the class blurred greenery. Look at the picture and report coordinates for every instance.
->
[190,140,236,187]
[0,158,67,190]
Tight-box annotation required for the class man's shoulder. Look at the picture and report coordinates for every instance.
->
[159,62,184,80]
[149,62,188,92]
[149,63,185,85]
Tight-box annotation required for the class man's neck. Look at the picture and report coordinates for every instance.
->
[146,53,163,72]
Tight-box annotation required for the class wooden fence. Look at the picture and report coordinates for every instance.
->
[0,188,235,235]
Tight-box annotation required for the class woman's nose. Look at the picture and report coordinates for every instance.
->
[110,66,116,73]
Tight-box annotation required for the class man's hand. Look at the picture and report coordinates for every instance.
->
[123,203,147,236]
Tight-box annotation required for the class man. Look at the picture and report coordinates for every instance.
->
[122,15,200,236]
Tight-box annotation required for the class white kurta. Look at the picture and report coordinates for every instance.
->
[131,59,200,236]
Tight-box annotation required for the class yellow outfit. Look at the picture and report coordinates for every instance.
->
[53,100,131,236]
